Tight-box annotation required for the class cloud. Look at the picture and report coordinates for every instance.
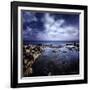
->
[22,11,37,23]
[43,13,64,32]
[41,13,79,41]
[22,11,79,41]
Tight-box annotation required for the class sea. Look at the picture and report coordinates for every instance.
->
[23,40,79,76]
[23,40,79,46]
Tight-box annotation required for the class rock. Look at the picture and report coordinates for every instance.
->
[23,44,43,76]
[24,67,33,76]
[48,72,52,76]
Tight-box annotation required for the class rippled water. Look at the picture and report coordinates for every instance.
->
[32,45,79,76]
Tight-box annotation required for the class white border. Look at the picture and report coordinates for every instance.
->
[18,6,84,83]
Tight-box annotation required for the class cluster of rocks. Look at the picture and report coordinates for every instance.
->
[23,44,43,77]
[65,42,79,51]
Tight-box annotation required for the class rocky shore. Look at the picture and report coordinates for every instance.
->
[23,42,79,77]
[23,44,43,76]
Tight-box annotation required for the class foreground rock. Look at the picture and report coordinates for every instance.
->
[23,44,43,77]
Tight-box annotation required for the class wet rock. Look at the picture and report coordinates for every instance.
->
[23,44,43,76]
[24,67,33,76]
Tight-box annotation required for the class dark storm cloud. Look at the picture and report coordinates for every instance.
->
[22,10,79,41]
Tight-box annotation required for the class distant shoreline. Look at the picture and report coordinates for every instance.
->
[23,40,79,46]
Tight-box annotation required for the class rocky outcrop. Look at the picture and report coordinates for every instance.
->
[23,44,43,77]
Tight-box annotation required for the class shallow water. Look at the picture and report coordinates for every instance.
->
[31,45,79,76]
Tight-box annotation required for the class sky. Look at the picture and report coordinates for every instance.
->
[22,10,79,41]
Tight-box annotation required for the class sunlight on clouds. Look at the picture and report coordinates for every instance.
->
[22,11,79,41]
[42,13,79,41]
[43,13,65,32]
